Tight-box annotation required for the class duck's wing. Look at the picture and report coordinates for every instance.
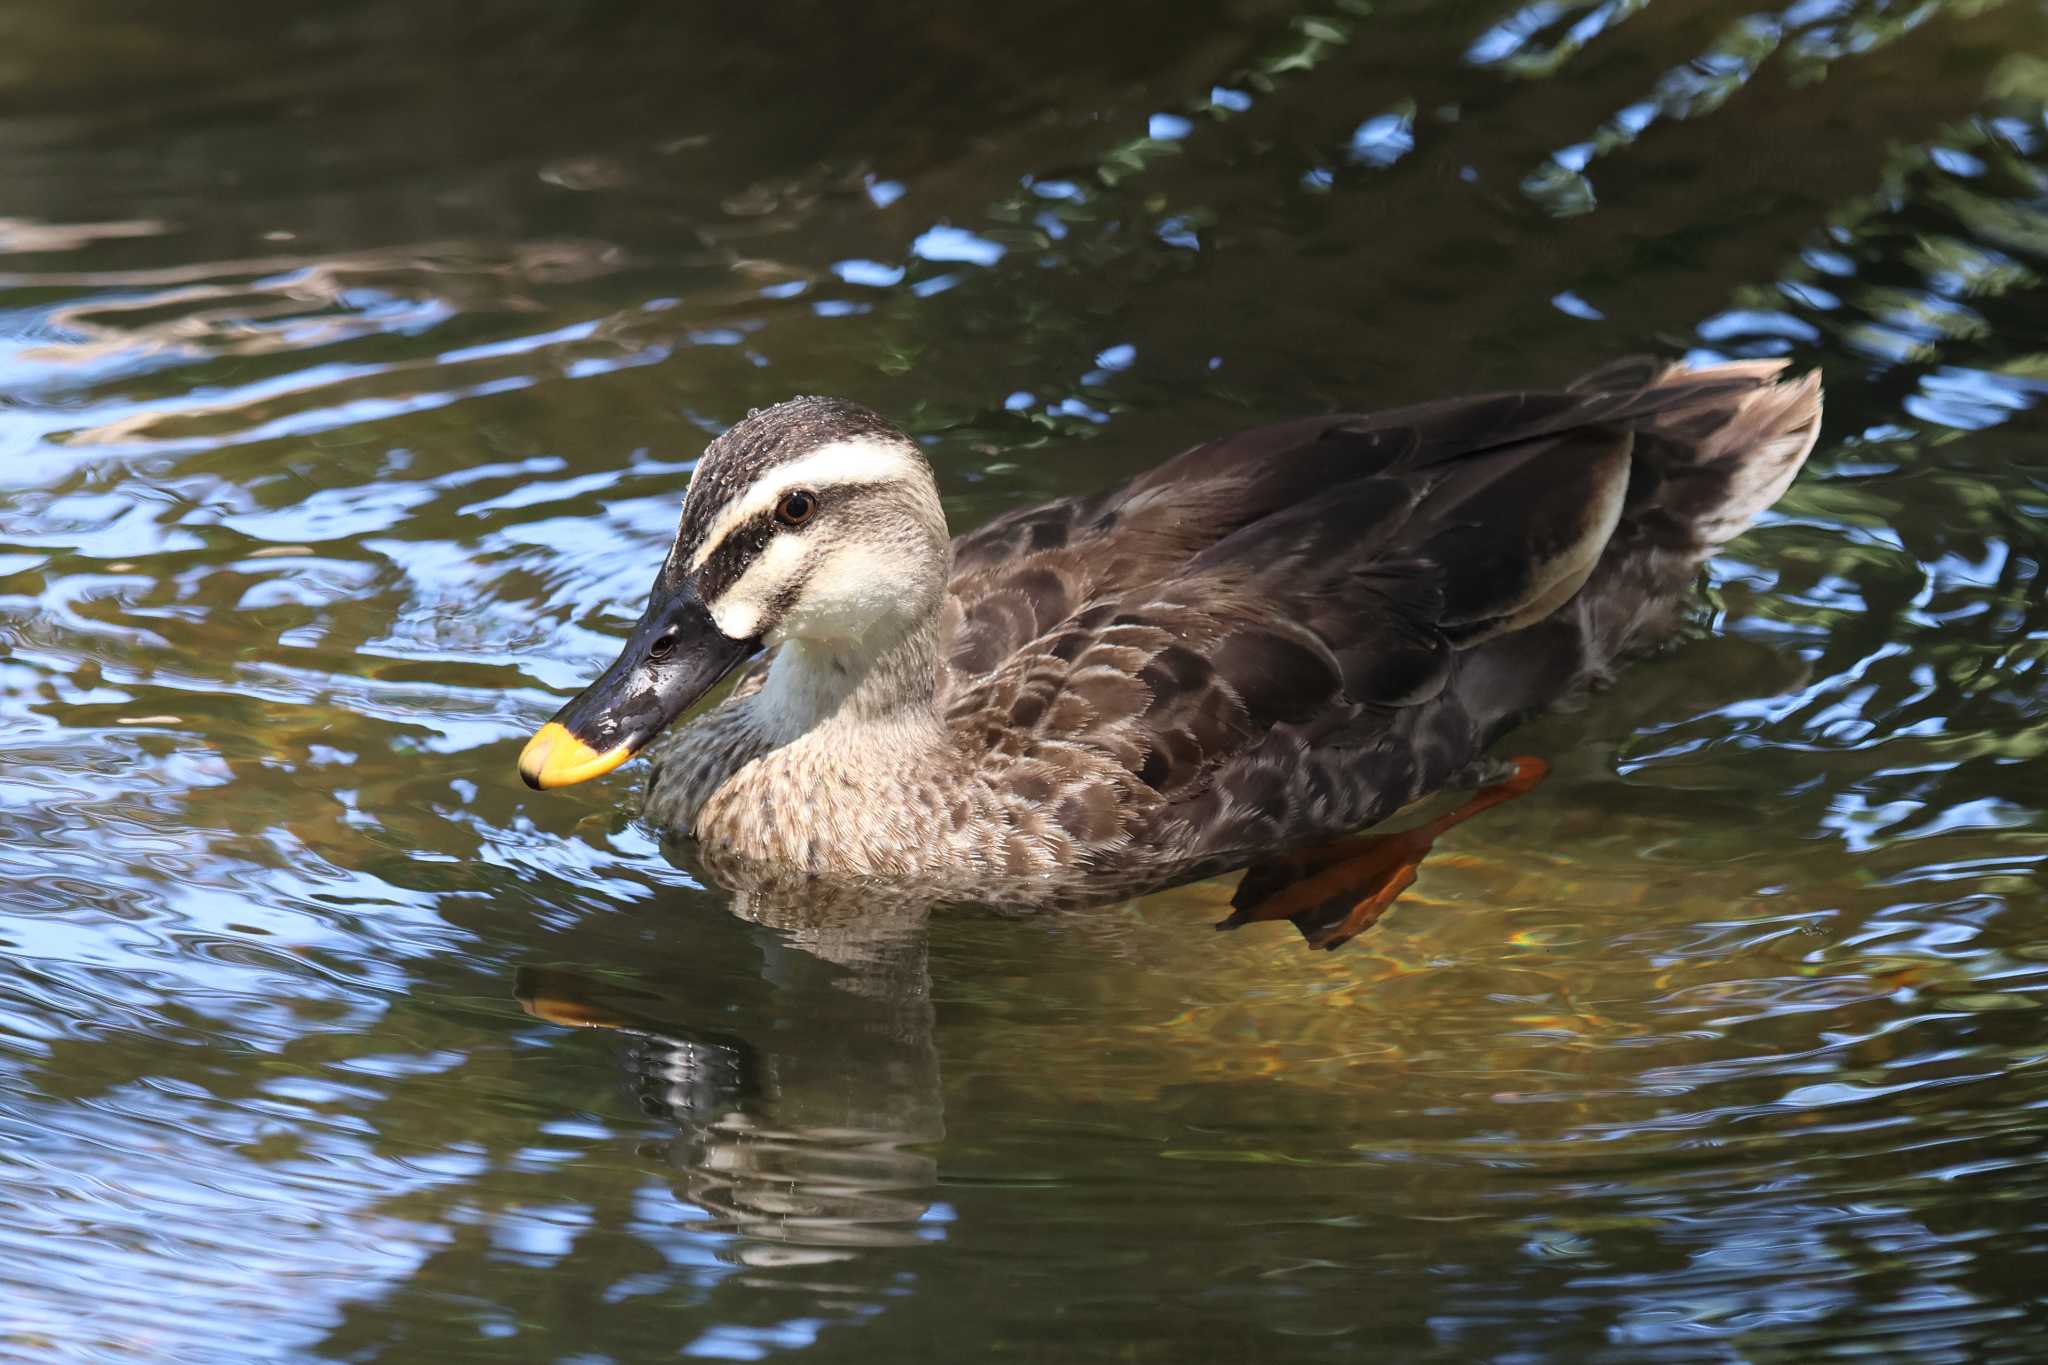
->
[939,360,1820,861]
[944,424,1631,856]
[938,374,1697,685]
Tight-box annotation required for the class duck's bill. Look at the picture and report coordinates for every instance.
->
[519,721,636,789]
[519,581,757,791]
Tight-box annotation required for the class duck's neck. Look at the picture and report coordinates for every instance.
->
[753,615,945,746]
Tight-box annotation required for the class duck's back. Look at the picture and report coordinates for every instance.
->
[934,358,1822,868]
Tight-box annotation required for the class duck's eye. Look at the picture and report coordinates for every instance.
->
[775,489,818,527]
[649,631,678,661]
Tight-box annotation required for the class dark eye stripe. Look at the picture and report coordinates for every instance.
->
[693,506,783,604]
[688,481,877,604]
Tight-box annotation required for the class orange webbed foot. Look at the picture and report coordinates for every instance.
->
[1217,756,1550,950]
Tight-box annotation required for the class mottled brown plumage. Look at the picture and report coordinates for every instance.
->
[613,358,1821,896]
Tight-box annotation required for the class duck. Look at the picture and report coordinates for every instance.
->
[520,357,1822,947]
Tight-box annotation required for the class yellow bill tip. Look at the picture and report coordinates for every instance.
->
[518,721,633,790]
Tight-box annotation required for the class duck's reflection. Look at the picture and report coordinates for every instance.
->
[514,886,943,1268]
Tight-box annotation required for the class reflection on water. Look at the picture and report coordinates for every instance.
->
[519,918,945,1270]
[3,0,2048,1359]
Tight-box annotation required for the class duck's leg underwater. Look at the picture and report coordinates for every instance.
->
[1218,756,1550,950]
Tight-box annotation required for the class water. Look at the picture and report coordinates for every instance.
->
[3,0,2047,1359]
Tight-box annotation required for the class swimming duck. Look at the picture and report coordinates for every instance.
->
[520,357,1821,946]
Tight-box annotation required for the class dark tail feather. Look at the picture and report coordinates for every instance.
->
[1458,360,1823,742]
[1582,359,1823,660]
[1622,359,1824,551]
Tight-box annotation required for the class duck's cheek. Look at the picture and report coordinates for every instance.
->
[773,545,918,641]
[706,536,810,640]
[708,596,766,641]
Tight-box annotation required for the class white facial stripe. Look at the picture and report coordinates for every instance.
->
[686,436,917,573]
[705,531,809,640]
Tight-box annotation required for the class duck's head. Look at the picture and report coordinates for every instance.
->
[520,396,948,790]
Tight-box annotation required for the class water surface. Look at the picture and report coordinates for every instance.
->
[3,1,2048,1359]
